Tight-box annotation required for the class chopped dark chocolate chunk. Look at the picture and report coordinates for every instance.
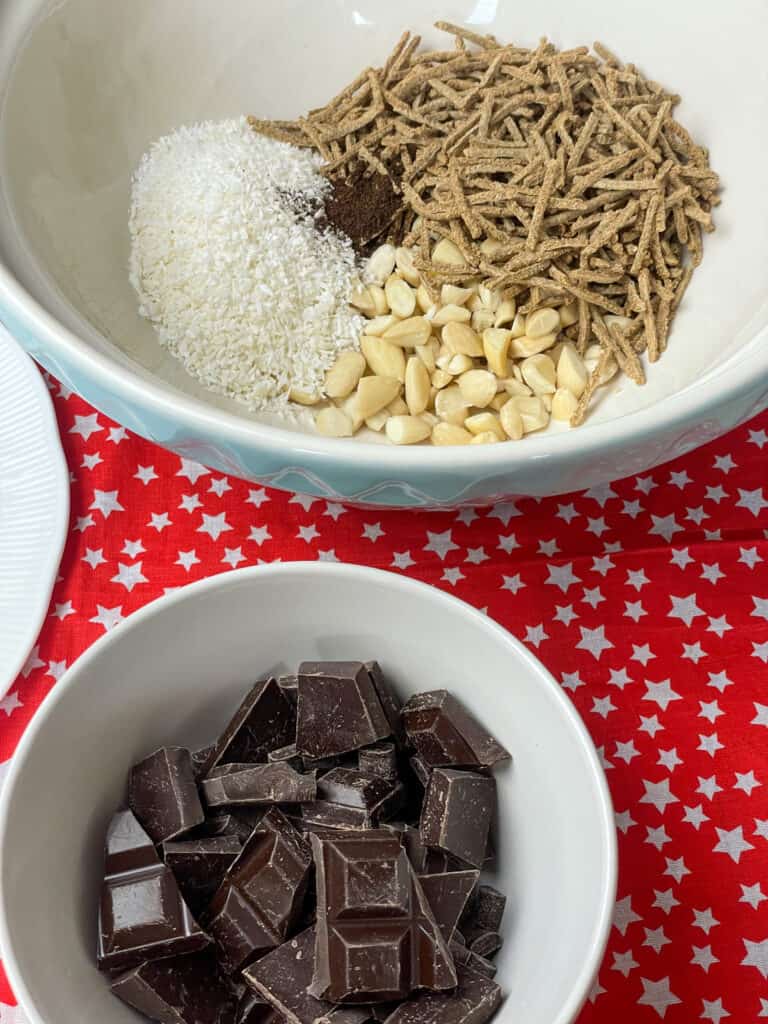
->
[243,927,335,1024]
[359,742,398,780]
[381,964,502,1024]
[409,754,431,789]
[163,837,242,918]
[208,808,312,973]
[314,1010,375,1024]
[202,763,317,807]
[310,830,457,1003]
[129,747,205,844]
[317,767,402,822]
[418,869,479,942]
[238,990,284,1023]
[297,662,391,757]
[292,801,372,832]
[467,932,503,958]
[449,943,498,981]
[365,662,403,742]
[402,692,511,770]
[277,674,299,705]
[97,810,210,971]
[420,769,495,870]
[203,678,296,775]
[467,885,506,934]
[111,951,237,1024]
[268,743,304,770]
[193,745,217,781]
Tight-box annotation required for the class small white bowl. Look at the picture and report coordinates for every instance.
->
[0,563,616,1024]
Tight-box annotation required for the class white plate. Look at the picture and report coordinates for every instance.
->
[0,326,69,698]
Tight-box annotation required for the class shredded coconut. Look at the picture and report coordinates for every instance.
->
[129,117,362,412]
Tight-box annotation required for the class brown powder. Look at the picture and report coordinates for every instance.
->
[323,166,404,253]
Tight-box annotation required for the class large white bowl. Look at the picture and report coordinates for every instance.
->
[0,0,766,507]
[0,563,615,1024]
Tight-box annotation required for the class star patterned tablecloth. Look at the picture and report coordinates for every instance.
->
[1,373,768,1024]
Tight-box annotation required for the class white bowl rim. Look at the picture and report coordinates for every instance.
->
[0,560,617,1024]
[0,254,765,472]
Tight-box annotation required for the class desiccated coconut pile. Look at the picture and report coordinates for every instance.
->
[129,117,362,413]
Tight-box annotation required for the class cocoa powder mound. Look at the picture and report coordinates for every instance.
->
[324,167,404,253]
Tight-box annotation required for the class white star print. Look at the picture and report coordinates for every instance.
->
[179,493,203,513]
[611,950,638,977]
[657,748,683,771]
[198,513,231,541]
[89,606,124,632]
[737,488,768,516]
[586,516,608,536]
[645,826,670,851]
[750,429,768,448]
[664,856,690,883]
[615,740,640,764]
[553,604,578,626]
[635,475,657,494]
[208,477,232,497]
[545,562,581,592]
[640,778,678,814]
[222,547,246,569]
[740,546,763,569]
[668,593,704,627]
[753,642,768,664]
[246,488,269,508]
[81,451,103,470]
[704,528,722,541]
[21,646,44,676]
[686,505,708,525]
[392,552,415,570]
[643,679,681,711]
[713,453,736,473]
[177,459,209,483]
[644,926,670,952]
[524,624,549,648]
[753,597,768,621]
[708,671,732,693]
[742,937,768,978]
[424,530,458,560]
[649,514,683,541]
[582,586,605,608]
[669,547,694,569]
[696,776,722,800]
[713,825,754,863]
[250,525,272,545]
[637,977,680,1018]
[639,715,664,738]
[442,567,465,586]
[669,469,692,488]
[297,525,319,544]
[90,490,125,519]
[691,944,718,972]
[108,426,128,444]
[584,482,618,505]
[587,977,606,1004]
[683,642,707,663]
[622,498,642,518]
[740,883,766,909]
[317,549,339,562]
[698,733,724,757]
[134,465,158,485]
[624,600,647,622]
[148,512,172,533]
[111,562,148,593]
[465,546,489,564]
[488,502,520,526]
[0,692,22,716]
[362,523,384,542]
[632,644,656,666]
[591,695,615,718]
[613,896,641,935]
[760,997,768,1018]
[616,810,637,834]
[497,533,519,553]
[51,600,75,620]
[576,625,614,660]
[705,484,727,503]
[755,819,768,841]
[501,574,525,595]
[561,671,584,692]
[455,507,478,526]
[122,540,145,558]
[698,700,722,724]
[700,563,724,584]
[46,660,68,680]
[682,805,709,830]
[556,503,579,523]
[707,615,732,637]
[609,667,633,689]
[626,568,650,590]
[592,554,615,576]
[692,908,719,934]
[597,745,613,771]
[69,413,103,440]
[653,890,679,914]
[321,502,345,522]
[701,998,729,1024]
[176,550,201,573]
[735,771,761,795]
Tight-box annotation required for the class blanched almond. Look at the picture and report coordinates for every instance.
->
[363,314,400,337]
[494,298,517,328]
[499,400,524,440]
[431,369,453,390]
[324,351,366,399]
[511,396,550,433]
[289,388,321,406]
[431,422,473,446]
[509,332,558,358]
[525,307,561,338]
[385,277,416,319]
[465,411,505,440]
[361,336,406,381]
[442,322,483,357]
[471,309,496,333]
[355,376,402,420]
[415,341,438,374]
[482,328,512,377]
[559,302,578,327]
[316,406,354,437]
[557,344,588,398]
[478,284,501,311]
[441,284,474,306]
[416,284,433,313]
[435,384,469,425]
[458,369,497,408]
[370,285,389,316]
[349,283,377,316]
[383,317,432,348]
[501,377,532,398]
[446,353,474,375]
[509,311,527,339]
[364,244,396,286]
[387,396,409,417]
[433,303,472,326]
[432,238,466,266]
[385,415,431,445]
[520,354,557,395]
[470,431,500,444]
[395,246,421,286]
[405,356,430,415]
[552,387,579,421]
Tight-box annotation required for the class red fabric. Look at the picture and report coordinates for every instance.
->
[2,373,768,1024]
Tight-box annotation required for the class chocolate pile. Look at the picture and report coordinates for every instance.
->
[97,662,511,1024]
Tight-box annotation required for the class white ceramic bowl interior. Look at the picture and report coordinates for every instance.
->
[0,564,615,1024]
[0,0,766,451]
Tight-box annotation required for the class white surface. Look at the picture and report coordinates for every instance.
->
[0,327,68,698]
[0,563,615,1024]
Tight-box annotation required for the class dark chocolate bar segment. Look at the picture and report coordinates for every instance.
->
[420,769,495,870]
[163,837,242,918]
[381,964,502,1024]
[238,990,284,1023]
[418,869,479,942]
[111,951,236,1024]
[97,811,210,971]
[207,808,312,973]
[365,661,403,742]
[402,691,510,770]
[358,742,398,780]
[129,747,205,844]
[310,831,457,1003]
[317,767,401,822]
[203,678,296,774]
[297,662,390,757]
[202,763,317,807]
[243,927,336,1024]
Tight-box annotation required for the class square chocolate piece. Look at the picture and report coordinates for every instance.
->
[402,691,510,770]
[163,837,241,918]
[129,747,205,844]
[243,926,336,1024]
[203,678,297,774]
[297,662,391,758]
[111,951,237,1024]
[310,831,457,1003]
[420,769,495,870]
[381,964,502,1024]
[202,763,317,806]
